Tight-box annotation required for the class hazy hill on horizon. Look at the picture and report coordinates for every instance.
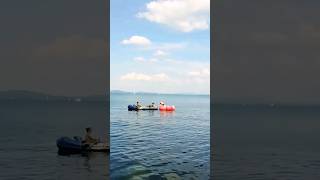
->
[2,90,317,106]
[0,90,106,102]
[110,89,209,96]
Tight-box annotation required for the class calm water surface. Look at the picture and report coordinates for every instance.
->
[0,101,108,180]
[110,93,210,179]
[213,105,320,179]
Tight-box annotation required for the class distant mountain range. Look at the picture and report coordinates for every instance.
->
[0,90,107,102]
[2,90,314,106]
[110,90,131,94]
[110,90,209,96]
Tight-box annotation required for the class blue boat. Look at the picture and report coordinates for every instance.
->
[128,104,138,111]
[56,136,109,155]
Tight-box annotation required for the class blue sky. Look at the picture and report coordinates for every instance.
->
[111,0,210,94]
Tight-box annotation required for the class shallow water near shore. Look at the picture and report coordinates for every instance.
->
[110,93,210,179]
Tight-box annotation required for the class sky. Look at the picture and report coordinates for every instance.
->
[0,0,107,96]
[110,0,210,95]
[213,0,320,104]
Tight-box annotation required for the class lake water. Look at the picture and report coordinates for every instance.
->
[0,101,109,180]
[2,97,317,179]
[213,104,320,179]
[110,93,210,179]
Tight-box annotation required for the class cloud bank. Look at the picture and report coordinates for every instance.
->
[121,35,152,46]
[120,72,169,81]
[137,0,210,32]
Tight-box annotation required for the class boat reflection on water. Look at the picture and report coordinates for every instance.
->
[130,109,176,118]
[131,109,157,119]
[57,149,110,156]
[159,111,175,118]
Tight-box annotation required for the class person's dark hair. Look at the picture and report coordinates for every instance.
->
[86,127,91,132]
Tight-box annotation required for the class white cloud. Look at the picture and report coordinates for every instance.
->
[143,42,187,52]
[133,56,159,63]
[137,0,210,32]
[121,35,152,46]
[138,42,187,52]
[153,50,167,57]
[113,59,210,94]
[121,35,186,51]
[188,68,210,78]
[120,72,169,81]
[153,73,170,80]
[121,72,152,81]
[133,57,146,62]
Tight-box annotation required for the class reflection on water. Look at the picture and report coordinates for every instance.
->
[111,93,210,179]
[159,111,176,118]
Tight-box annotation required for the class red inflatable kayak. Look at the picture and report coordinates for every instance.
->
[159,105,175,111]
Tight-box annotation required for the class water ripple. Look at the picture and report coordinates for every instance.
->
[111,94,210,179]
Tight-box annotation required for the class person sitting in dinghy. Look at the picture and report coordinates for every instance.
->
[136,101,142,108]
[147,102,155,108]
[84,127,99,145]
